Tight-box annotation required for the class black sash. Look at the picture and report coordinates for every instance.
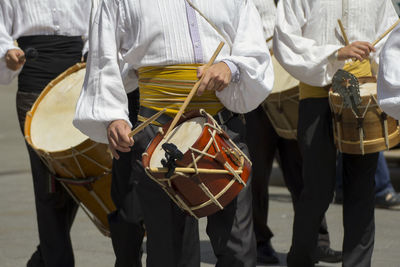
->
[17,35,83,93]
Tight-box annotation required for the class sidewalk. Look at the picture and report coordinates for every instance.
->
[1,81,400,266]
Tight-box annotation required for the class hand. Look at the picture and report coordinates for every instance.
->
[107,119,134,160]
[337,41,376,61]
[5,49,25,71]
[197,62,232,96]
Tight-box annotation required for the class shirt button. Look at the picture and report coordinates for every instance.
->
[190,22,195,27]
[53,8,56,12]
[55,25,60,31]
[195,42,200,48]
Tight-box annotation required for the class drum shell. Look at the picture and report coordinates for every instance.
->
[142,111,251,218]
[329,77,400,154]
[24,63,115,236]
[262,86,299,140]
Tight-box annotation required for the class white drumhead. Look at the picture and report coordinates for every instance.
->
[149,117,206,168]
[30,68,87,152]
[271,55,299,93]
[359,82,377,96]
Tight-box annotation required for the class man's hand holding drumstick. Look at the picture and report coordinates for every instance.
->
[337,41,376,61]
[107,42,230,159]
[5,49,26,71]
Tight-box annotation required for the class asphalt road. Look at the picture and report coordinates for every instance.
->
[1,80,400,266]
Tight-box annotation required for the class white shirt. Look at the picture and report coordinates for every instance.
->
[273,0,398,87]
[253,0,277,48]
[378,25,400,119]
[0,0,91,84]
[73,0,274,144]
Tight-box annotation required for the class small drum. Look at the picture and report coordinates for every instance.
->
[329,77,400,155]
[24,63,115,236]
[142,110,251,218]
[262,55,300,139]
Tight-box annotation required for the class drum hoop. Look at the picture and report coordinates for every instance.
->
[24,62,87,153]
[334,129,400,146]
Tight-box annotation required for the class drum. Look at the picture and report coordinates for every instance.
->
[142,110,252,218]
[329,77,400,155]
[24,63,115,236]
[261,55,300,139]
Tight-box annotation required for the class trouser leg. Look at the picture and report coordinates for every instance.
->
[207,116,256,267]
[342,153,377,267]
[245,106,277,244]
[17,92,78,267]
[132,124,200,267]
[374,152,394,197]
[287,98,337,267]
[278,138,330,247]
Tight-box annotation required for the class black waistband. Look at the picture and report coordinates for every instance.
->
[18,35,84,94]
[138,106,238,126]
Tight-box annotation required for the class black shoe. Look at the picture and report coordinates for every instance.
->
[314,246,342,263]
[257,241,280,264]
[375,192,400,209]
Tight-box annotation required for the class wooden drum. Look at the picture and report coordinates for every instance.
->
[262,55,300,139]
[142,110,251,218]
[329,77,400,155]
[24,63,115,236]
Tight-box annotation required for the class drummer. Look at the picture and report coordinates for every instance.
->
[248,0,341,264]
[273,0,398,266]
[0,1,90,266]
[73,0,273,266]
[378,25,400,119]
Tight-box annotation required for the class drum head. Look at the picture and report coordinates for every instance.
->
[149,117,206,168]
[359,82,376,96]
[271,55,299,93]
[30,67,87,152]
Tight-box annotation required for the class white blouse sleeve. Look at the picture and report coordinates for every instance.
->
[73,0,131,144]
[0,2,21,85]
[216,0,274,113]
[273,0,343,87]
[377,25,400,120]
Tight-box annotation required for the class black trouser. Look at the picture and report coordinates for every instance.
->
[287,98,377,267]
[245,105,330,248]
[17,92,78,267]
[111,104,256,267]
[15,35,83,267]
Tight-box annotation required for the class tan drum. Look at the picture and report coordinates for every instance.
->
[142,110,251,218]
[329,77,400,155]
[262,55,300,139]
[24,63,115,236]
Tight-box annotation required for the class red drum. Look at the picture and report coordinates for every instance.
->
[142,110,251,218]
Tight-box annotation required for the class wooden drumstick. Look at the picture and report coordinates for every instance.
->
[338,19,350,46]
[266,36,273,43]
[164,41,225,137]
[372,18,400,47]
[128,108,167,138]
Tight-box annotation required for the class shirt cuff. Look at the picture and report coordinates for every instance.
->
[222,59,240,83]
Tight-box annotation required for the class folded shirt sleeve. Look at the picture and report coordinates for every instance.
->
[273,0,344,87]
[378,25,400,120]
[73,0,131,144]
[216,0,274,114]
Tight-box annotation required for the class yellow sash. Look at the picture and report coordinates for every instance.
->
[138,64,224,116]
[299,59,373,100]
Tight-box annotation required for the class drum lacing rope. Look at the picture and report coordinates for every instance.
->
[350,97,372,155]
[329,91,344,152]
[371,94,391,150]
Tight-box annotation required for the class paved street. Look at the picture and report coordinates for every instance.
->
[1,80,400,266]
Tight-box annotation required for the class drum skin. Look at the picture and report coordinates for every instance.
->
[329,77,400,154]
[142,110,251,218]
[24,63,115,236]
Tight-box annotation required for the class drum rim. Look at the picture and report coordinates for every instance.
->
[24,62,87,154]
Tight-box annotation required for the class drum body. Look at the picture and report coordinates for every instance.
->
[329,77,400,155]
[262,56,300,139]
[142,110,251,218]
[24,63,115,236]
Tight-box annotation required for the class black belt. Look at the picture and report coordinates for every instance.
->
[138,106,239,126]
